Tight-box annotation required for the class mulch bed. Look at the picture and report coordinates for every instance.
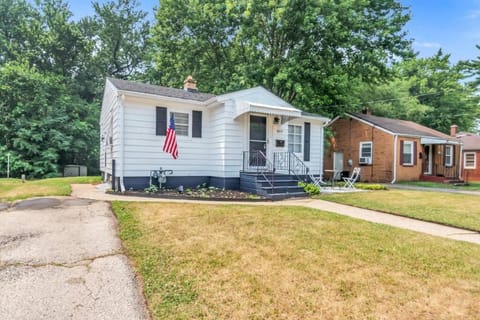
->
[110,187,269,202]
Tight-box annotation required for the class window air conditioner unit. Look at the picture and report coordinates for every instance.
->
[359,157,372,164]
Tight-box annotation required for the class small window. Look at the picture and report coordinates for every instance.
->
[445,145,453,167]
[464,152,476,169]
[402,141,414,165]
[172,112,189,136]
[288,125,302,153]
[359,141,372,158]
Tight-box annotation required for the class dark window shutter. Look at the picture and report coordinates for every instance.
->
[452,145,456,166]
[400,140,404,165]
[304,122,311,161]
[413,141,417,166]
[156,107,167,136]
[192,110,202,138]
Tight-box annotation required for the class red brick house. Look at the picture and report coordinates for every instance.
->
[456,131,480,182]
[324,112,462,183]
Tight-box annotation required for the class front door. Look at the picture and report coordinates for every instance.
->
[423,145,432,174]
[249,115,267,166]
[333,152,344,180]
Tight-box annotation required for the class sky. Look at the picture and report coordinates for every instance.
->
[67,0,480,64]
[400,0,480,63]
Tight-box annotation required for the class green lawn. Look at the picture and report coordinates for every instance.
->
[322,189,480,231]
[113,201,480,320]
[397,180,480,191]
[0,176,101,202]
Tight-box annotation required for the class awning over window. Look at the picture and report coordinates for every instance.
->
[420,137,461,145]
[234,101,302,120]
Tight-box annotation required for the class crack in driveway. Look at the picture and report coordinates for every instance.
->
[0,197,149,320]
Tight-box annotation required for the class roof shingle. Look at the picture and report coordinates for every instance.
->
[457,133,480,150]
[350,113,458,141]
[108,77,215,102]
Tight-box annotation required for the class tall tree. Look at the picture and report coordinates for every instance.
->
[0,0,41,65]
[463,44,480,91]
[401,51,479,133]
[90,0,150,78]
[151,0,413,115]
[0,63,99,177]
[352,51,480,133]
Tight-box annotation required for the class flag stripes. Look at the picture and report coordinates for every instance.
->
[163,113,178,159]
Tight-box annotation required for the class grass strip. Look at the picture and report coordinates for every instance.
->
[322,189,480,232]
[0,176,101,202]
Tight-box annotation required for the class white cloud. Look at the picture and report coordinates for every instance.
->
[467,10,480,19]
[413,41,442,48]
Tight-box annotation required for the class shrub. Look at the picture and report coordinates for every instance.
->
[355,183,388,190]
[298,181,321,195]
[144,184,159,193]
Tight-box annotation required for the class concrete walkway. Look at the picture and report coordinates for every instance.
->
[72,184,480,245]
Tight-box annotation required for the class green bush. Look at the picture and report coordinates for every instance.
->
[144,184,159,193]
[298,181,321,195]
[355,183,388,190]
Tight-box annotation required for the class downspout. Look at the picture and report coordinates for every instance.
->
[118,94,126,192]
[458,143,463,180]
[391,134,398,184]
[319,122,325,176]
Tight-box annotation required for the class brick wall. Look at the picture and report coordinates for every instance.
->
[325,117,423,182]
[462,151,480,182]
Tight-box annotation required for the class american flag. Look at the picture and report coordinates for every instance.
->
[163,113,178,159]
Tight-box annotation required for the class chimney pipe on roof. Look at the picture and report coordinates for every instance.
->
[450,124,458,137]
[183,75,197,92]
[362,107,372,115]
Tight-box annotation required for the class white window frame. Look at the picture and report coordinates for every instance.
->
[359,141,372,159]
[288,125,302,153]
[445,145,453,167]
[402,141,414,166]
[170,111,189,136]
[464,152,476,169]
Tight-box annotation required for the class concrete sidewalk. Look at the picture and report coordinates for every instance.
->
[72,184,480,245]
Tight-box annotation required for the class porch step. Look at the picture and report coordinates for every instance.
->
[240,172,308,199]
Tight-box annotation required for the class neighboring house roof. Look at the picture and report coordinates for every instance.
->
[347,112,460,143]
[107,77,215,102]
[457,133,480,151]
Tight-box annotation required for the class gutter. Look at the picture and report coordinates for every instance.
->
[118,94,126,192]
[391,134,398,184]
[319,121,325,176]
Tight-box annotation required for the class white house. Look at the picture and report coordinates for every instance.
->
[100,77,329,197]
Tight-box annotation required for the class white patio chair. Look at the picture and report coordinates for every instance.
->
[343,167,361,190]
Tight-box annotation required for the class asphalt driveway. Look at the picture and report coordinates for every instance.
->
[0,197,149,320]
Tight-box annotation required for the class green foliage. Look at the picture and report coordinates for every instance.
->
[0,0,150,178]
[150,0,413,115]
[355,183,388,190]
[0,63,99,177]
[352,50,480,133]
[144,184,159,193]
[298,181,320,195]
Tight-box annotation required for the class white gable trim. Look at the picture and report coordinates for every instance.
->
[217,86,295,108]
[234,101,302,119]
